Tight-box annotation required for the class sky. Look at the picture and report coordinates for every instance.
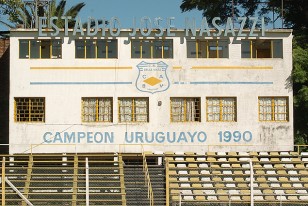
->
[0,0,280,30]
[0,0,203,30]
[65,0,204,29]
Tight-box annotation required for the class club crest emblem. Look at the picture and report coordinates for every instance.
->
[136,61,170,94]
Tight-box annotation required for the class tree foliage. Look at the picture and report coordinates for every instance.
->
[0,0,85,29]
[180,0,308,29]
[292,32,308,145]
[0,0,23,28]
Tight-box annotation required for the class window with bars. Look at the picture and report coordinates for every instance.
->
[75,39,118,59]
[259,97,288,121]
[131,39,173,59]
[206,97,237,122]
[118,98,149,123]
[19,39,62,59]
[170,97,201,122]
[14,98,45,122]
[187,39,229,58]
[241,39,283,58]
[82,97,113,122]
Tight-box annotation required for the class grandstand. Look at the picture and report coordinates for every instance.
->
[1,150,308,205]
[1,11,307,205]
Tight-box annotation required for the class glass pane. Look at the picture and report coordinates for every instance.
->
[131,40,141,58]
[219,40,228,58]
[171,98,184,122]
[135,98,148,122]
[119,98,133,122]
[98,98,112,122]
[19,40,29,58]
[199,41,207,58]
[163,40,173,58]
[153,40,162,58]
[86,40,96,58]
[222,98,235,121]
[255,40,271,58]
[52,40,62,58]
[208,41,218,58]
[274,97,287,121]
[273,40,283,58]
[83,98,96,122]
[259,98,272,121]
[142,40,151,58]
[207,98,220,121]
[41,40,51,59]
[30,40,40,59]
[241,40,251,58]
[187,41,196,58]
[97,40,106,58]
[107,40,118,58]
[75,40,85,58]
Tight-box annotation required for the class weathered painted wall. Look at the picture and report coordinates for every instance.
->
[9,30,293,154]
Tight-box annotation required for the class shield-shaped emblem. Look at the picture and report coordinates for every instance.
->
[136,61,170,94]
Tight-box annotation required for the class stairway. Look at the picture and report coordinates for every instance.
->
[123,164,150,205]
[148,165,166,206]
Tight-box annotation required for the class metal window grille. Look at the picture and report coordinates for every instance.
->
[170,97,201,122]
[206,97,237,122]
[259,97,288,121]
[82,97,113,122]
[118,97,149,122]
[14,97,45,122]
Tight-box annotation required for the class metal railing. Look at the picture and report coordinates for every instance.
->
[1,143,304,155]
[170,193,308,206]
[0,153,126,206]
[141,146,154,206]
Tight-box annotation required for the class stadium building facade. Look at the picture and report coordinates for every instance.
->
[9,27,293,154]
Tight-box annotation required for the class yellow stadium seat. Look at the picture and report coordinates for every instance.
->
[287,195,299,201]
[190,177,200,182]
[206,152,216,156]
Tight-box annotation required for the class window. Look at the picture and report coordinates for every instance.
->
[14,98,45,122]
[259,97,288,121]
[19,39,62,59]
[131,39,173,58]
[170,98,201,122]
[118,98,149,122]
[241,39,283,58]
[75,39,118,58]
[82,97,113,122]
[206,97,236,122]
[187,39,229,58]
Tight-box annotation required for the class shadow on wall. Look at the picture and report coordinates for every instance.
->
[0,38,10,154]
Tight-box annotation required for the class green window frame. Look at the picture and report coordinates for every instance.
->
[170,97,201,122]
[82,97,113,122]
[258,97,288,122]
[206,97,237,122]
[14,97,45,122]
[118,97,149,123]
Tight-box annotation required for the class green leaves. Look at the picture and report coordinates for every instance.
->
[293,45,308,84]
[0,0,85,29]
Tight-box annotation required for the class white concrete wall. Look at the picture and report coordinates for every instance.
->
[9,30,293,154]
